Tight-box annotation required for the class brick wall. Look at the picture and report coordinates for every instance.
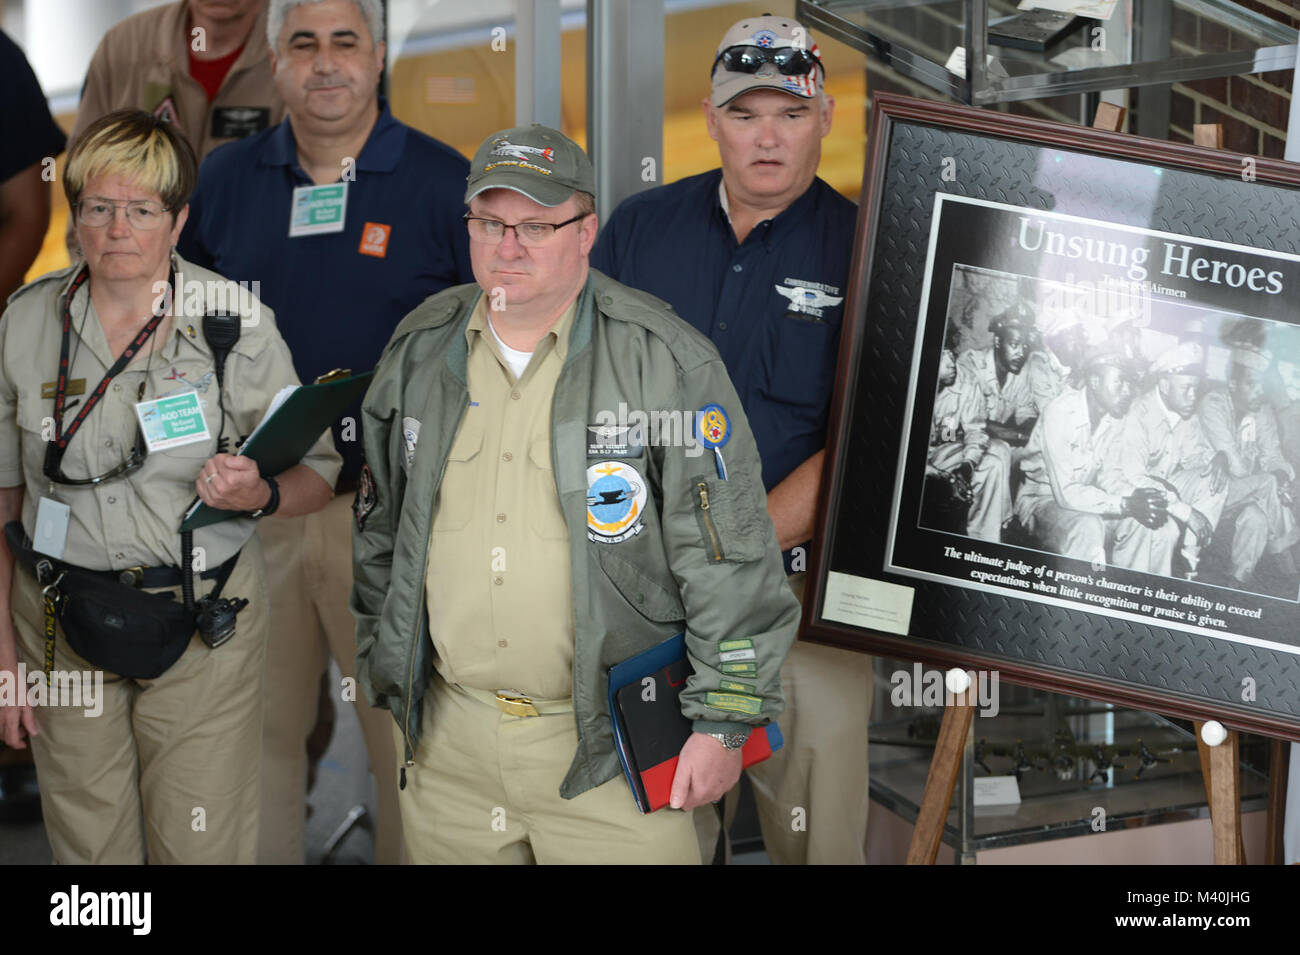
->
[860,1,1296,154]
[1164,0,1296,156]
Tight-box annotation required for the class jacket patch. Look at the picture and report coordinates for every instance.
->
[705,691,762,716]
[586,460,647,544]
[401,416,421,473]
[586,423,643,458]
[354,463,377,529]
[718,679,756,695]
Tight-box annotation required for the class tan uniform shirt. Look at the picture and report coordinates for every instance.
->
[0,253,341,571]
[424,294,576,699]
[69,1,284,160]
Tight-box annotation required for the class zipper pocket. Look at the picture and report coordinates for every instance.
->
[697,482,723,562]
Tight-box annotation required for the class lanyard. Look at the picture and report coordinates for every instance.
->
[48,266,171,464]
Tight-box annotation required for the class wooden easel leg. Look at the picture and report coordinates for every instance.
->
[1194,721,1246,864]
[1196,724,1244,865]
[1266,738,1289,865]
[906,691,977,865]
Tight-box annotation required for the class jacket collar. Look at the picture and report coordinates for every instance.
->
[260,98,407,175]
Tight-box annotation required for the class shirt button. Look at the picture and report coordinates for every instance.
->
[732,264,743,272]
[496,513,506,523]
[497,639,508,647]
[511,390,521,401]
[107,496,116,504]
[112,384,120,393]
[104,438,113,447]
[502,451,513,462]
[718,322,728,331]
[494,576,504,586]
[114,552,124,560]
[601,295,613,305]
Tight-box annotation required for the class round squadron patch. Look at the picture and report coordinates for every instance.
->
[586,460,648,544]
[697,403,731,449]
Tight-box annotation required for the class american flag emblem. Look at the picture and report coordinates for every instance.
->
[425,75,476,104]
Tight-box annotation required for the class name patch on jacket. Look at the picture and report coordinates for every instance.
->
[586,460,647,543]
[211,106,272,139]
[586,423,643,458]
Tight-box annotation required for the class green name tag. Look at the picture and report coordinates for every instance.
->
[706,691,762,716]
[135,391,210,451]
[720,662,758,676]
[718,679,756,695]
[719,638,753,653]
[290,182,349,236]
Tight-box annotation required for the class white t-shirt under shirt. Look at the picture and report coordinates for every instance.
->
[487,315,533,379]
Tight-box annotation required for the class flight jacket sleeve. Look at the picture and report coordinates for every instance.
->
[657,352,801,737]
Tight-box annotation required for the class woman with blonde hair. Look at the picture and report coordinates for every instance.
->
[0,109,340,863]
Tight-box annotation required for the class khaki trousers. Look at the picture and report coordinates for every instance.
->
[12,539,268,864]
[395,674,700,864]
[695,573,874,865]
[256,494,402,864]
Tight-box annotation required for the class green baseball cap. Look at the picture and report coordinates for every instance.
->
[464,124,595,207]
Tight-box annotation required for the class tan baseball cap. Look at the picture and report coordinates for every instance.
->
[465,124,595,207]
[711,14,823,108]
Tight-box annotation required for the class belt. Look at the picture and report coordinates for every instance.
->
[4,521,229,589]
[452,683,574,718]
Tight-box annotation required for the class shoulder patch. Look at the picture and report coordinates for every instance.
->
[353,463,377,529]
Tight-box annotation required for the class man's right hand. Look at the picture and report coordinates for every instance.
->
[1187,508,1214,547]
[1123,487,1169,529]
[947,463,974,504]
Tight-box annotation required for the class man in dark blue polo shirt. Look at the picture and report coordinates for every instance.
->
[591,13,871,864]
[179,0,472,865]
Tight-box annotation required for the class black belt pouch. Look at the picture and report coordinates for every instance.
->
[5,521,196,679]
[58,567,196,679]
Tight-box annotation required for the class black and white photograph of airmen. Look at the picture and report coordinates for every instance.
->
[919,265,1300,601]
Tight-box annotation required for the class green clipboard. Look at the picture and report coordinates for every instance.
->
[180,369,374,531]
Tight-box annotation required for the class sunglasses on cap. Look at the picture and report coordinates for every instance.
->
[712,44,821,77]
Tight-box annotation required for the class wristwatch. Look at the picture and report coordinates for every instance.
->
[707,730,749,751]
[248,475,280,518]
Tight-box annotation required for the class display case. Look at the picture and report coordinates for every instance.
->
[797,0,1297,106]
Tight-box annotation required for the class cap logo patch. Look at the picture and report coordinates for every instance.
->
[483,159,554,177]
[490,140,556,163]
[752,30,777,47]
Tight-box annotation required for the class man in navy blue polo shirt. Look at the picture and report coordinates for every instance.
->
[179,0,473,865]
[591,13,871,864]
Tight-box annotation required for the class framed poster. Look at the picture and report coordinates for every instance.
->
[805,93,1300,739]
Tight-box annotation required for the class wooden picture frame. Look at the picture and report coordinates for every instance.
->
[804,93,1300,740]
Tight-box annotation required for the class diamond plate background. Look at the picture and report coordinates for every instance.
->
[827,120,1300,728]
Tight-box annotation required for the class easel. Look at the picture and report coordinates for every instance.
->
[905,105,1291,866]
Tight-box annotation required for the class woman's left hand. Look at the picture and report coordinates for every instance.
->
[195,454,270,512]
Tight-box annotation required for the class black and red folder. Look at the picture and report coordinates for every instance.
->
[608,633,783,813]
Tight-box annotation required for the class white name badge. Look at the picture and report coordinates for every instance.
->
[33,497,71,559]
[135,391,211,452]
[289,182,348,237]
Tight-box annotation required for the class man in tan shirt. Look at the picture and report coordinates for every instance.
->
[70,0,282,161]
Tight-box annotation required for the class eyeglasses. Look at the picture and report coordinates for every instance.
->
[76,198,169,230]
[43,428,148,487]
[463,213,588,247]
[713,45,821,77]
